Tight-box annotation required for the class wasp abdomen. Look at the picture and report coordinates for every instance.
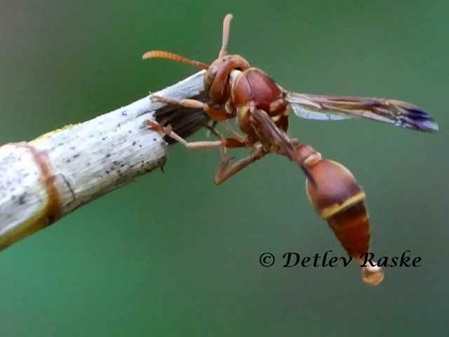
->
[300,146,384,286]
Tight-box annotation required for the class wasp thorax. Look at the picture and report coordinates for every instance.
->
[204,55,250,105]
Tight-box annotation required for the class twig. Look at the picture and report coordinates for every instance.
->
[0,71,207,251]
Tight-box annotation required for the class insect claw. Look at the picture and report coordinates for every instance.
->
[150,95,163,102]
[147,119,161,131]
[147,120,173,135]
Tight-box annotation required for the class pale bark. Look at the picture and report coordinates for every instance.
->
[0,71,206,250]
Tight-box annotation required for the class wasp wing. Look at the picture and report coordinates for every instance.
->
[286,92,438,132]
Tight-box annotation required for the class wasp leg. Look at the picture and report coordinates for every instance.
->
[151,95,234,121]
[214,145,267,185]
[148,120,247,156]
[147,120,225,150]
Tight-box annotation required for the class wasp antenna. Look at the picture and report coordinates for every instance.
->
[142,50,209,70]
[219,14,233,58]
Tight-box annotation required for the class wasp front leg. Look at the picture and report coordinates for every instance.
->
[151,95,234,122]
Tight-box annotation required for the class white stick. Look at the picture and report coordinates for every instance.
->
[0,71,206,251]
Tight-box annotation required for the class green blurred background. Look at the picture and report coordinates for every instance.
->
[1,0,448,336]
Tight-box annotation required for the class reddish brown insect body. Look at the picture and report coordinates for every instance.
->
[299,145,383,285]
[231,69,289,139]
[143,14,438,286]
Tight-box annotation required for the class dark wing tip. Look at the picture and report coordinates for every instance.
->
[387,99,439,132]
[416,119,439,132]
[398,106,439,132]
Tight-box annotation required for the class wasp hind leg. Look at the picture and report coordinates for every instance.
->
[214,145,267,184]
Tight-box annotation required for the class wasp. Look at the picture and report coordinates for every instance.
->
[143,14,438,285]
